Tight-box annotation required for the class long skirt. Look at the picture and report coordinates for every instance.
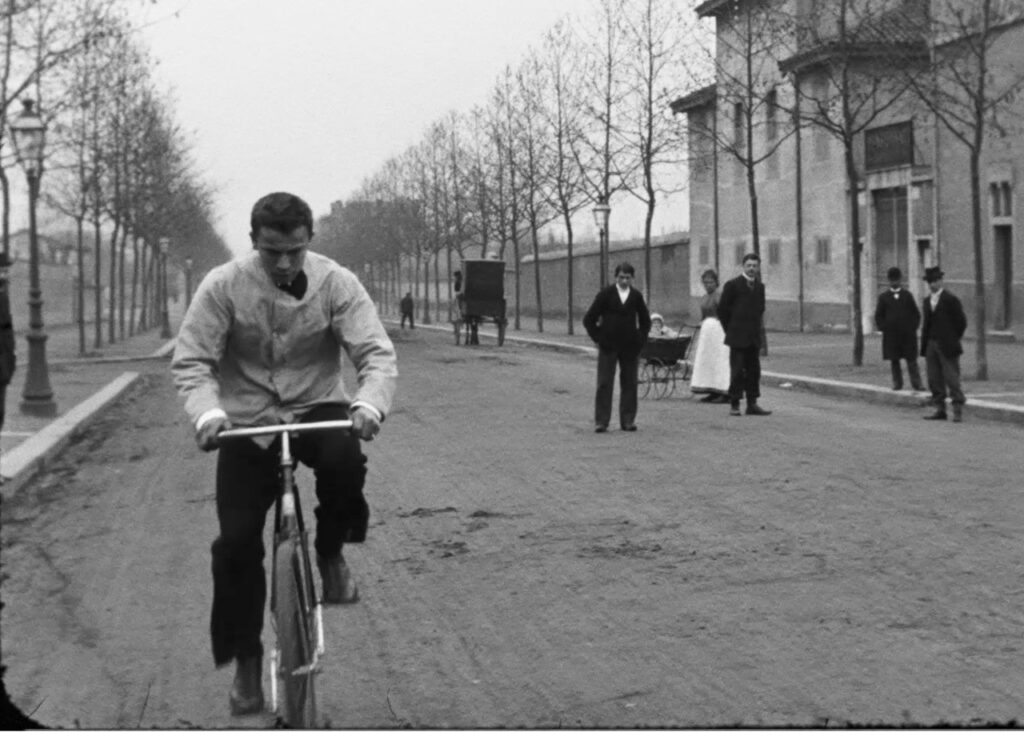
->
[690,317,730,395]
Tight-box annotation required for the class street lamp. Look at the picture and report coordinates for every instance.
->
[184,256,194,309]
[9,99,56,416]
[592,198,611,289]
[159,237,172,338]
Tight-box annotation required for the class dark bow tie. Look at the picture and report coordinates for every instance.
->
[277,271,308,300]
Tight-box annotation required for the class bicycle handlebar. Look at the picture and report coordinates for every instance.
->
[218,420,354,439]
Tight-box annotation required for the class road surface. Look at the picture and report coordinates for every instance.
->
[3,327,1022,727]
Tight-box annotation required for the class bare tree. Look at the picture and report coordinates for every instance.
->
[536,19,589,334]
[781,0,929,365]
[615,0,694,301]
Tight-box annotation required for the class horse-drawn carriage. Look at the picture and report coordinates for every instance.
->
[450,258,508,346]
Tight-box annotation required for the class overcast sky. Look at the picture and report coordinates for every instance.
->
[136,0,688,257]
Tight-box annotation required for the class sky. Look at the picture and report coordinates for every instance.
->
[135,0,688,257]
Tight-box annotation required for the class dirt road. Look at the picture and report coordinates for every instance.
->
[3,327,1023,727]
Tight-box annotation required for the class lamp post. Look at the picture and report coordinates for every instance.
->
[592,198,611,289]
[9,99,56,417]
[184,256,193,309]
[159,237,172,338]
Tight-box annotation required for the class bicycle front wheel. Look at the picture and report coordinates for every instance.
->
[274,540,318,728]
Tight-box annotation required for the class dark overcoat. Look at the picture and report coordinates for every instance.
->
[920,289,967,358]
[0,284,15,387]
[873,287,921,360]
[583,285,651,355]
[717,275,765,349]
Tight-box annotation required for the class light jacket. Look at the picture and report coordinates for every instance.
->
[171,250,397,428]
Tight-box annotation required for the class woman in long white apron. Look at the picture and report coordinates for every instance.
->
[690,269,731,402]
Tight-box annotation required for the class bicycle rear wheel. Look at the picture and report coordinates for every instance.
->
[273,539,318,728]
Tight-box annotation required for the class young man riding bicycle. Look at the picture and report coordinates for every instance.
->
[171,191,397,716]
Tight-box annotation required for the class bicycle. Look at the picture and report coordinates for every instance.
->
[218,419,353,729]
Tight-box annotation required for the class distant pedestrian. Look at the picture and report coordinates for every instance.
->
[0,253,15,480]
[583,262,651,433]
[717,253,771,416]
[873,266,924,392]
[920,266,967,422]
[400,292,415,329]
[690,268,731,403]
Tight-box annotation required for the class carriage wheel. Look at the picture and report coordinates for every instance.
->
[453,320,462,345]
[652,362,671,399]
[638,362,653,399]
[497,320,506,346]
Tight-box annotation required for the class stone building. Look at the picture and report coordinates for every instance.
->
[672,0,1024,337]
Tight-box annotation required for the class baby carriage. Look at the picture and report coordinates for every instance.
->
[638,325,696,399]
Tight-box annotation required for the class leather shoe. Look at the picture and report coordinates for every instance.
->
[729,405,741,416]
[229,655,264,715]
[595,425,608,433]
[923,410,948,421]
[745,404,772,416]
[318,553,359,604]
[621,424,637,432]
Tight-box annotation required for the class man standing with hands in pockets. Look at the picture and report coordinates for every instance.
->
[717,253,771,417]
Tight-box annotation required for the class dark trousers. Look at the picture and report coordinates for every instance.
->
[889,357,923,390]
[400,312,414,329]
[210,403,368,666]
[595,347,638,428]
[924,340,965,409]
[728,345,762,406]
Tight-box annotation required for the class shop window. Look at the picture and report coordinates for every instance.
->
[768,238,781,265]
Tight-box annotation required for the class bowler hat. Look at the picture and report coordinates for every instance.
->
[886,266,902,281]
[923,266,944,282]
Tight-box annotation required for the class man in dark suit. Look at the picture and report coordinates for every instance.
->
[583,262,651,433]
[920,266,967,422]
[717,253,771,416]
[874,266,924,391]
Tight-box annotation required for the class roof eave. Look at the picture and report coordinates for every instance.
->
[670,83,717,114]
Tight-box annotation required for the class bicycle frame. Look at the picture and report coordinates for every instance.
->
[218,419,353,720]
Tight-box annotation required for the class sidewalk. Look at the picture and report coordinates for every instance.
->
[1,304,183,495]
[387,310,1024,424]
[5,300,1023,495]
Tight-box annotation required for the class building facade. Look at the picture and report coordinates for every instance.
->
[673,0,1024,337]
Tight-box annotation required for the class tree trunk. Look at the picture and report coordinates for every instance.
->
[107,221,119,344]
[970,146,988,380]
[845,143,864,366]
[130,236,139,336]
[93,217,103,349]
[76,216,86,355]
[530,219,543,333]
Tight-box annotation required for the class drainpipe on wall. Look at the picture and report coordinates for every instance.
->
[713,97,720,274]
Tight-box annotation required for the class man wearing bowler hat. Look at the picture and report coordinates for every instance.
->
[920,266,967,422]
[874,266,924,392]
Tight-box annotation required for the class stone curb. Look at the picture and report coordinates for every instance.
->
[386,318,1024,426]
[49,338,177,366]
[1,372,142,497]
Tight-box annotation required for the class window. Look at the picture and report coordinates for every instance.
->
[768,238,781,265]
[815,235,831,264]
[992,182,1013,218]
[699,244,709,265]
[734,242,746,265]
[765,89,778,141]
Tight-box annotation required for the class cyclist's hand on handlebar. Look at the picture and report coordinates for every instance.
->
[196,415,233,452]
[349,406,381,441]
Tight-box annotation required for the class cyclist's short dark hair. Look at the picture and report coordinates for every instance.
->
[614,262,635,277]
[742,252,760,264]
[250,192,314,237]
